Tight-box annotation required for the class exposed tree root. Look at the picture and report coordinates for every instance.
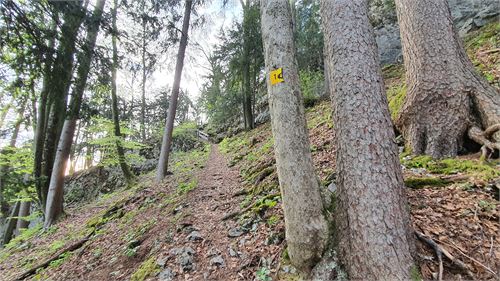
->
[468,124,500,160]
[415,231,474,280]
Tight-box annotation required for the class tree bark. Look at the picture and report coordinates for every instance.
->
[241,2,254,130]
[140,8,147,141]
[1,201,20,246]
[156,0,192,182]
[260,0,328,272]
[321,0,415,279]
[111,0,133,182]
[16,201,31,234]
[44,0,106,227]
[394,0,500,158]
[39,2,86,210]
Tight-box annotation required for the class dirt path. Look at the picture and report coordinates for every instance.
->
[173,144,246,280]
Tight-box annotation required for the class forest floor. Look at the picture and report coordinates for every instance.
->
[0,22,499,281]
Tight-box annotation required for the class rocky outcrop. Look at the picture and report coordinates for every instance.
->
[371,0,499,64]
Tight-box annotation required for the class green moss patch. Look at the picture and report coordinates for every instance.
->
[404,177,449,189]
[130,256,160,281]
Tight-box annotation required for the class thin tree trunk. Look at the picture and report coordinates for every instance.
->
[321,0,415,279]
[15,201,31,234]
[112,0,133,181]
[156,0,193,182]
[260,0,328,272]
[242,3,254,130]
[140,3,147,141]
[394,0,500,158]
[1,201,20,246]
[69,121,82,175]
[34,20,57,209]
[44,0,106,227]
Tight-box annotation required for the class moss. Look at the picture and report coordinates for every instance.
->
[382,64,405,80]
[177,179,198,194]
[402,156,500,181]
[4,223,42,250]
[130,256,160,281]
[410,264,422,281]
[387,83,407,120]
[49,240,65,252]
[404,177,448,188]
[464,22,499,51]
[49,252,72,268]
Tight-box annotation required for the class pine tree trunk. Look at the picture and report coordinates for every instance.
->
[156,0,192,182]
[321,0,415,279]
[260,0,328,272]
[112,0,133,182]
[394,0,500,158]
[1,201,20,246]
[44,0,106,227]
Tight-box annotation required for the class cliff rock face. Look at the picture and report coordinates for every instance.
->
[371,0,499,64]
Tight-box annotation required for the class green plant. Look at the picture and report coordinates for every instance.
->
[130,256,160,281]
[256,267,272,281]
[299,70,324,107]
[267,215,280,226]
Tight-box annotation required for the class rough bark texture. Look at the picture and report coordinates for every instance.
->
[241,1,254,130]
[156,0,192,182]
[261,0,328,272]
[141,7,147,141]
[321,0,415,279]
[394,0,500,158]
[112,0,133,182]
[44,0,106,227]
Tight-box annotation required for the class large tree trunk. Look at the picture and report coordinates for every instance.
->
[260,0,328,272]
[1,201,20,246]
[111,0,133,182]
[156,0,192,182]
[44,0,106,227]
[394,0,500,158]
[38,2,86,210]
[321,0,415,279]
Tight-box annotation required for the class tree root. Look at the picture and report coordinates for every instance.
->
[468,124,500,160]
[415,231,474,280]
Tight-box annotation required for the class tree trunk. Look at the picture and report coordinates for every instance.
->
[260,0,328,272]
[112,0,133,182]
[69,121,81,175]
[39,2,86,210]
[321,0,415,279]
[1,201,20,246]
[394,0,500,158]
[156,0,192,182]
[44,0,106,227]
[16,201,31,234]
[140,4,147,141]
[242,3,254,130]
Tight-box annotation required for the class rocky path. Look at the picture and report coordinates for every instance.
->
[168,144,249,280]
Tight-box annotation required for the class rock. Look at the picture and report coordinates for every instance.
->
[187,230,203,241]
[210,255,225,267]
[228,227,245,238]
[228,247,238,257]
[156,256,168,267]
[158,267,175,281]
[169,247,195,272]
[207,247,221,257]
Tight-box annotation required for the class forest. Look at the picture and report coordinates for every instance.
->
[0,0,498,280]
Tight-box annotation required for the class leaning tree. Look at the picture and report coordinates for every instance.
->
[394,0,500,158]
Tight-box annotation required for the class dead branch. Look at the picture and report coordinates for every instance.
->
[415,231,474,280]
[15,235,91,280]
[439,239,498,277]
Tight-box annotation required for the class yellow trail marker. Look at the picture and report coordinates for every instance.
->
[270,68,284,85]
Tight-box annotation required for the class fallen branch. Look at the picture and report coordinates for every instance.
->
[222,193,280,221]
[438,239,498,277]
[415,231,474,280]
[16,234,91,280]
